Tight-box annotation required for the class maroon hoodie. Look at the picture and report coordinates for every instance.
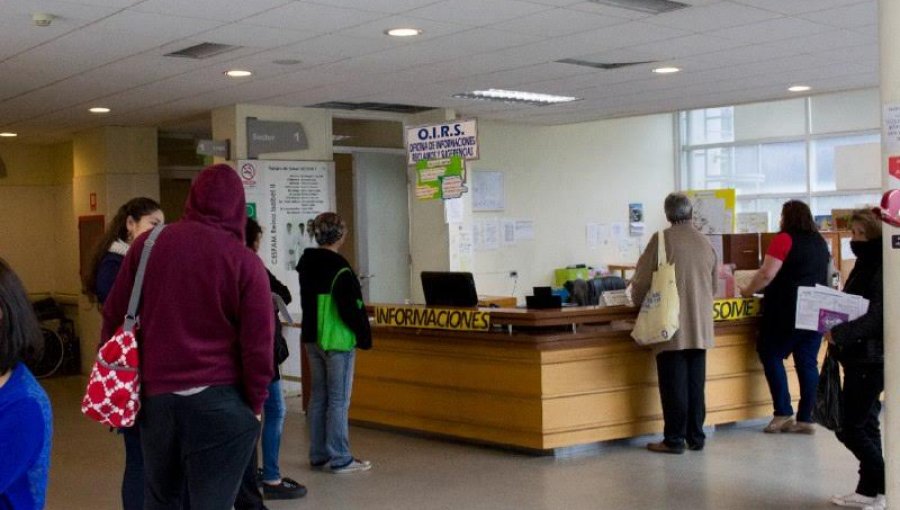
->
[101,164,274,413]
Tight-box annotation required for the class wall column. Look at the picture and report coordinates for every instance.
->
[880,0,900,501]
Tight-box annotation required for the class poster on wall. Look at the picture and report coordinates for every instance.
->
[415,156,467,201]
[685,189,736,234]
[628,203,644,237]
[472,170,504,211]
[236,159,335,315]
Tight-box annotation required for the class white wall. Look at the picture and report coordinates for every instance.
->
[439,114,676,301]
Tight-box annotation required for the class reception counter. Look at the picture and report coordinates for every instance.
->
[349,305,803,452]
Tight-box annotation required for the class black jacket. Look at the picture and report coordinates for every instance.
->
[297,248,372,350]
[831,239,883,366]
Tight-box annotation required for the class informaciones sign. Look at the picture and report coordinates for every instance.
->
[406,119,478,165]
[374,305,490,331]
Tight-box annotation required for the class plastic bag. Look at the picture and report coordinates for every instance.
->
[812,348,842,431]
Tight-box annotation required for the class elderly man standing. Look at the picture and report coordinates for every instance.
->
[630,193,718,454]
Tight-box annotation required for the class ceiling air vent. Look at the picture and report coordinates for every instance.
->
[308,102,436,114]
[165,42,241,60]
[588,0,689,14]
[556,58,657,70]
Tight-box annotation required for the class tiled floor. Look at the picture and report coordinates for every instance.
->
[44,376,864,509]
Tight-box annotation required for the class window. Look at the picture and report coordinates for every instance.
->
[679,95,881,232]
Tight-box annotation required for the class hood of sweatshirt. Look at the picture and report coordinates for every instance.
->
[183,164,246,240]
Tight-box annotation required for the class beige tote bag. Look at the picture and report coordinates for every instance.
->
[631,230,680,346]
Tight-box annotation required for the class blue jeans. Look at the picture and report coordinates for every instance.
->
[121,426,144,510]
[757,329,823,422]
[305,343,356,468]
[261,379,286,482]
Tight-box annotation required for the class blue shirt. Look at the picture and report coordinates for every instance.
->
[0,363,52,510]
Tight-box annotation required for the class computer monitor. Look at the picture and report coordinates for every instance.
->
[420,271,479,308]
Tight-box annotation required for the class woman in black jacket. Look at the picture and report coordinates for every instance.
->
[298,212,372,474]
[826,209,884,509]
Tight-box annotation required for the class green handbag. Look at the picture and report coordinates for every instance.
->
[316,267,357,352]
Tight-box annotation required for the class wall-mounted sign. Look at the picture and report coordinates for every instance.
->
[712,297,761,322]
[89,192,97,212]
[406,119,478,165]
[246,118,308,158]
[196,139,230,159]
[374,305,490,331]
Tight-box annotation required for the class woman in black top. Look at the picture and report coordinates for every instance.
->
[825,209,884,509]
[741,200,830,434]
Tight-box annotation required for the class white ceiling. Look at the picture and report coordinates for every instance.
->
[0,0,878,141]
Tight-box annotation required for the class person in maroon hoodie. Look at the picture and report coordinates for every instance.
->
[101,164,274,510]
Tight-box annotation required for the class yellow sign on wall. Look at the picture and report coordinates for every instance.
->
[713,297,762,322]
[374,305,490,331]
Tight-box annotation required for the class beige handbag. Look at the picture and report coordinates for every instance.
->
[631,230,680,346]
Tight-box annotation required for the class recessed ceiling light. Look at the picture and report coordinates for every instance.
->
[225,69,253,78]
[89,107,110,114]
[385,28,422,37]
[652,66,680,74]
[788,85,811,92]
[0,132,17,137]
[452,89,580,106]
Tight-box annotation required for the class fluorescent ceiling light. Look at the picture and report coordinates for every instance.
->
[452,89,580,106]
[89,107,110,113]
[652,66,680,74]
[225,69,253,77]
[0,132,17,137]
[788,85,811,92]
[385,28,422,37]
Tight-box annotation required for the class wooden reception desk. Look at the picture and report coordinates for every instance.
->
[350,305,799,452]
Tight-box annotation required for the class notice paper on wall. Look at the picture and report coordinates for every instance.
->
[472,170,504,211]
[883,104,900,152]
[444,197,464,224]
[502,219,516,246]
[795,285,869,332]
[586,223,610,248]
[482,219,500,250]
[514,220,535,240]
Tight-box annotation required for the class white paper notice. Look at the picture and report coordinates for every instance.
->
[795,286,869,332]
[502,219,516,246]
[472,170,504,211]
[482,219,500,250]
[597,223,610,247]
[611,222,625,240]
[515,220,535,240]
[884,104,900,152]
[444,198,464,224]
[586,223,601,248]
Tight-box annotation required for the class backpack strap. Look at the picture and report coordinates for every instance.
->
[123,224,165,333]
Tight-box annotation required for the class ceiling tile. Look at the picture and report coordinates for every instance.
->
[629,34,751,60]
[335,15,468,40]
[129,0,292,22]
[645,1,780,31]
[489,7,628,37]
[565,1,654,19]
[92,10,223,41]
[799,2,877,29]
[404,0,552,26]
[308,0,444,14]
[730,0,870,15]
[240,2,385,32]
[192,23,312,48]
[707,17,833,43]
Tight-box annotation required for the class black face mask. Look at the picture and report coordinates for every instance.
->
[850,240,876,258]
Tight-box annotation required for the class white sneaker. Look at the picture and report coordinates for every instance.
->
[331,458,372,474]
[865,494,887,510]
[831,492,879,508]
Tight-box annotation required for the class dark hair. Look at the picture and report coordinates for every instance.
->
[664,193,693,223]
[309,212,346,246]
[0,259,43,376]
[82,197,161,303]
[245,218,263,248]
[850,208,882,240]
[779,200,818,234]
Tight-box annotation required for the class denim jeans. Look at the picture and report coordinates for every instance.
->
[121,426,144,510]
[305,343,356,468]
[261,379,286,482]
[757,329,823,422]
